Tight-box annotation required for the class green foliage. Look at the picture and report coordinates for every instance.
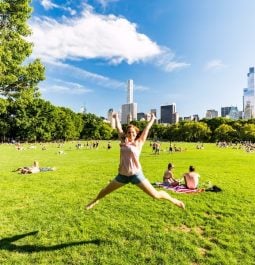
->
[150,123,167,140]
[0,0,45,99]
[0,98,8,114]
[80,113,110,140]
[163,124,180,141]
[53,107,83,140]
[0,98,114,141]
[214,124,237,142]
[99,123,113,140]
[201,117,230,131]
[240,124,255,141]
[201,117,230,141]
[179,121,211,142]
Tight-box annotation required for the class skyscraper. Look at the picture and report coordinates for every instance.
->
[127,79,133,104]
[121,79,137,124]
[243,67,255,119]
[228,106,240,120]
[221,106,232,117]
[137,112,146,121]
[160,103,178,124]
[206,109,218,119]
[107,108,116,129]
[121,103,137,124]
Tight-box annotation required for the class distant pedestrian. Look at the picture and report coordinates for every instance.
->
[154,142,160,155]
[107,141,112,150]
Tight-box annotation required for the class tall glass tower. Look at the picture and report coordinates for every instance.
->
[127,79,134,104]
[121,79,137,124]
[243,67,255,119]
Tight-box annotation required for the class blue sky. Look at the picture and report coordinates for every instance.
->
[29,0,255,118]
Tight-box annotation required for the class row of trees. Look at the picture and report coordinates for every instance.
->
[0,97,114,141]
[131,117,255,143]
[1,96,255,143]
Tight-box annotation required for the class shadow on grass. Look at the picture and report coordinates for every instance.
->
[0,231,102,253]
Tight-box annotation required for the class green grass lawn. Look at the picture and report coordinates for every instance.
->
[0,141,255,265]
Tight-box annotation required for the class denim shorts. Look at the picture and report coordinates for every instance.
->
[115,171,146,185]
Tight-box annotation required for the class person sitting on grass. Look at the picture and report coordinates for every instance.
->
[86,113,185,210]
[162,163,179,187]
[183,166,200,189]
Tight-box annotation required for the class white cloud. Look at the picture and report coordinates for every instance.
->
[64,7,76,16]
[96,0,119,9]
[29,6,188,71]
[30,8,161,64]
[44,61,149,91]
[40,0,76,15]
[205,59,227,71]
[47,61,124,89]
[41,0,58,10]
[41,78,93,94]
[154,48,190,72]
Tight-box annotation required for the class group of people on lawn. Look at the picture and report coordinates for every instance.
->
[162,163,200,190]
[15,112,200,211]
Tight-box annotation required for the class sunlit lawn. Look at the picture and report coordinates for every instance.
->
[0,141,255,265]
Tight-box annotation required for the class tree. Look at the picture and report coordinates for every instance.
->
[240,124,255,142]
[179,121,211,142]
[80,113,115,140]
[149,123,165,140]
[0,0,45,99]
[6,95,49,141]
[230,121,244,142]
[214,124,236,142]
[201,117,230,141]
[163,124,180,141]
[80,113,102,139]
[99,123,113,140]
[0,98,9,141]
[53,107,83,140]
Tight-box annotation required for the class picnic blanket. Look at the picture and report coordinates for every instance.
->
[153,182,205,193]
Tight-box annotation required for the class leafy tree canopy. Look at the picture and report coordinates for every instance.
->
[0,0,45,99]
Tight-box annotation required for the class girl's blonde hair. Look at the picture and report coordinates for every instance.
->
[126,124,140,134]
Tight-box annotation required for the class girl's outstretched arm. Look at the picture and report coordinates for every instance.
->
[113,113,123,134]
[138,113,156,144]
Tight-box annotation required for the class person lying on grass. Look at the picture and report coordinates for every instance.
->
[15,161,56,174]
[86,113,185,210]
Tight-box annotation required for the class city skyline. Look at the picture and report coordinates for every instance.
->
[243,67,255,119]
[29,1,255,119]
[119,77,245,122]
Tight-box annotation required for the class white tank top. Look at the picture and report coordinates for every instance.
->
[118,141,142,176]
